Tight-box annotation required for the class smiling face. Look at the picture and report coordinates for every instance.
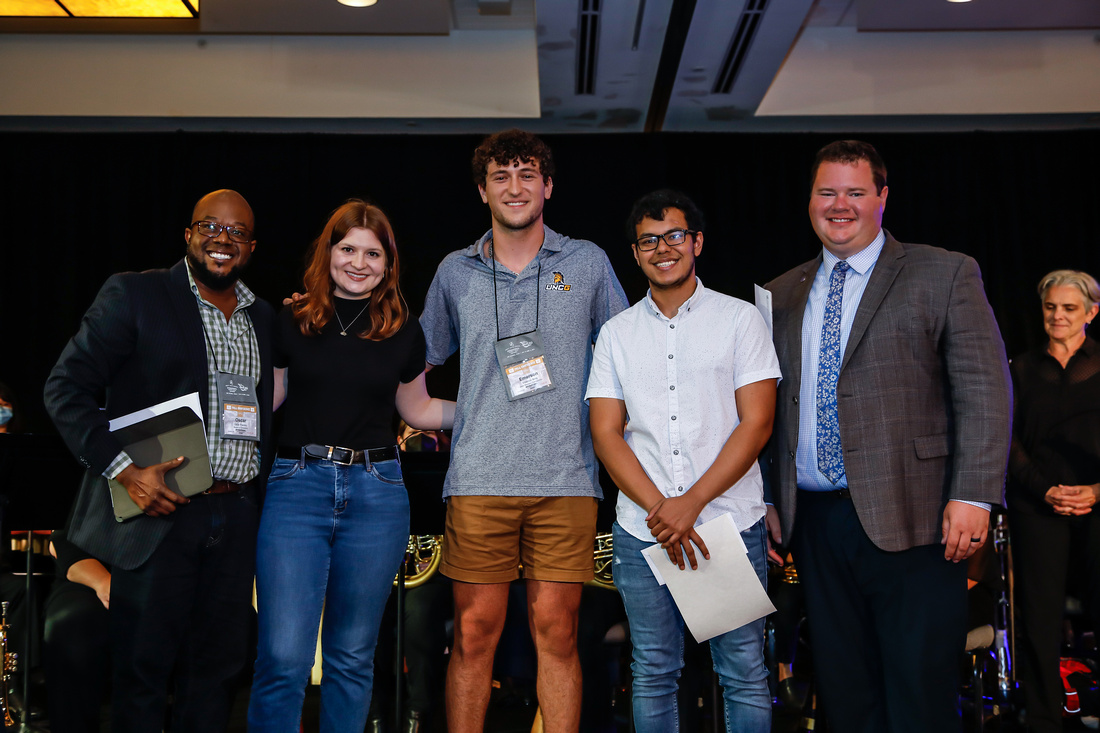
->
[479,158,553,234]
[329,226,387,300]
[1043,284,1099,345]
[184,190,255,293]
[632,207,703,296]
[808,159,888,259]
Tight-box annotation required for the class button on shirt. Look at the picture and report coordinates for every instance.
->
[796,231,885,491]
[585,279,782,541]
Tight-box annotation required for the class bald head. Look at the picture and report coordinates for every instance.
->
[191,189,254,232]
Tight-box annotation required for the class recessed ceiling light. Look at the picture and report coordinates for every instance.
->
[946,0,972,3]
[337,0,378,6]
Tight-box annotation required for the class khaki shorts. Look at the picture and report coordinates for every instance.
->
[440,495,598,583]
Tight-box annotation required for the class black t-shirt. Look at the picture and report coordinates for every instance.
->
[274,297,426,450]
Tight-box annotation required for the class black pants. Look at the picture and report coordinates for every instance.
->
[44,580,110,733]
[1009,502,1100,732]
[110,489,259,733]
[791,490,968,733]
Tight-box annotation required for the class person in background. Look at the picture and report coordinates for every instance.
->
[1008,269,1100,733]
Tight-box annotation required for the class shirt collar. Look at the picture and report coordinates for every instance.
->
[644,277,706,320]
[185,260,255,310]
[464,225,563,265]
[821,229,886,277]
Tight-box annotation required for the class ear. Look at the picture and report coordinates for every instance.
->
[184,227,193,246]
[478,185,488,204]
[544,176,553,200]
[693,231,704,257]
[631,244,641,268]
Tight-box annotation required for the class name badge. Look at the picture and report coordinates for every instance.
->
[216,371,260,442]
[494,329,555,401]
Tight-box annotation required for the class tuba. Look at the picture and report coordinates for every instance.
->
[1,601,16,728]
[589,532,615,589]
[394,535,443,589]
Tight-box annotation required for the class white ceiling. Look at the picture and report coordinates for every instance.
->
[1,0,1098,132]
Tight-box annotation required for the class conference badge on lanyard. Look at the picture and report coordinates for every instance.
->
[494,330,555,401]
[216,371,260,442]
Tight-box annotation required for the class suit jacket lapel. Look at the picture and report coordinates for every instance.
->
[167,260,211,416]
[841,233,905,370]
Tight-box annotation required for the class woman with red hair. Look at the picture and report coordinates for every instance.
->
[248,200,453,733]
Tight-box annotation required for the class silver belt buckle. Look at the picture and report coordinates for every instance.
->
[327,445,355,466]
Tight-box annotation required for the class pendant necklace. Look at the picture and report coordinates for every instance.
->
[334,299,371,336]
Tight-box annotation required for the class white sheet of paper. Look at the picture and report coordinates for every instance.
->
[642,513,777,643]
[108,392,205,432]
[754,284,773,338]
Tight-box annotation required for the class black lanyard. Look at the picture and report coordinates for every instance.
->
[490,242,542,342]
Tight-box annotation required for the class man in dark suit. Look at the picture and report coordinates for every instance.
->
[45,189,275,732]
[765,141,1012,732]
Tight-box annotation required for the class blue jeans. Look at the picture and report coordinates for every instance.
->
[248,456,410,733]
[612,518,771,733]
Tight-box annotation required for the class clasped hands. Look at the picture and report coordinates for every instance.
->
[1045,483,1100,516]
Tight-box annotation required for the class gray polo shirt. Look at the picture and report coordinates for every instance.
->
[421,225,628,498]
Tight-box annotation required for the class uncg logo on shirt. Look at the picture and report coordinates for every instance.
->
[546,272,571,291]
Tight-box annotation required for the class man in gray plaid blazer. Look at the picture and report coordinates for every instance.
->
[765,141,1012,732]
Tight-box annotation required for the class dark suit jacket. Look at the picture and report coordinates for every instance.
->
[765,234,1012,552]
[44,260,275,570]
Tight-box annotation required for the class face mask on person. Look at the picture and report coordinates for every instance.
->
[0,406,11,426]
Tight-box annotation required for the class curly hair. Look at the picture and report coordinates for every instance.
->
[471,129,555,185]
[293,200,407,341]
[811,140,888,195]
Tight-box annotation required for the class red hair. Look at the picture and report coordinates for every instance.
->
[293,200,407,340]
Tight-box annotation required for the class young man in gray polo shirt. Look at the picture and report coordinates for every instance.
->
[420,129,627,733]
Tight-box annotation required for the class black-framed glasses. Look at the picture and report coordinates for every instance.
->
[190,220,253,243]
[633,228,696,252]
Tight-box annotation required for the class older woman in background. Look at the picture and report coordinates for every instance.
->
[1008,269,1100,732]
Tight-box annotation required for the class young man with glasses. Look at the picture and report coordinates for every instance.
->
[45,189,275,732]
[419,129,627,733]
[585,189,781,733]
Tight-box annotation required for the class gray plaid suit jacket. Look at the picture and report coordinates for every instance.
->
[765,233,1012,552]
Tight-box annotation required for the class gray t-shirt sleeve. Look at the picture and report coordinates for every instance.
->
[591,249,629,342]
[420,260,459,366]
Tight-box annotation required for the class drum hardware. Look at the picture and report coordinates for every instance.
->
[394,535,443,589]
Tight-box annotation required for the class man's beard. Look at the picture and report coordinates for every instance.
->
[186,249,248,292]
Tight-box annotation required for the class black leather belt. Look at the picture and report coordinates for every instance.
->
[277,444,399,466]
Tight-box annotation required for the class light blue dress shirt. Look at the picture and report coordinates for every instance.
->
[796,231,885,491]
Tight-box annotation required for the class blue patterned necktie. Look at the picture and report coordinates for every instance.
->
[816,260,850,484]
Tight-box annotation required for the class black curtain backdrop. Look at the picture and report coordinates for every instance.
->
[3,128,1098,434]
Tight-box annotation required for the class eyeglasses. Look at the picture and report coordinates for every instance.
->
[633,228,696,252]
[190,221,253,243]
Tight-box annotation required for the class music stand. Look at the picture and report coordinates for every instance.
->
[0,434,83,732]
[392,450,448,730]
